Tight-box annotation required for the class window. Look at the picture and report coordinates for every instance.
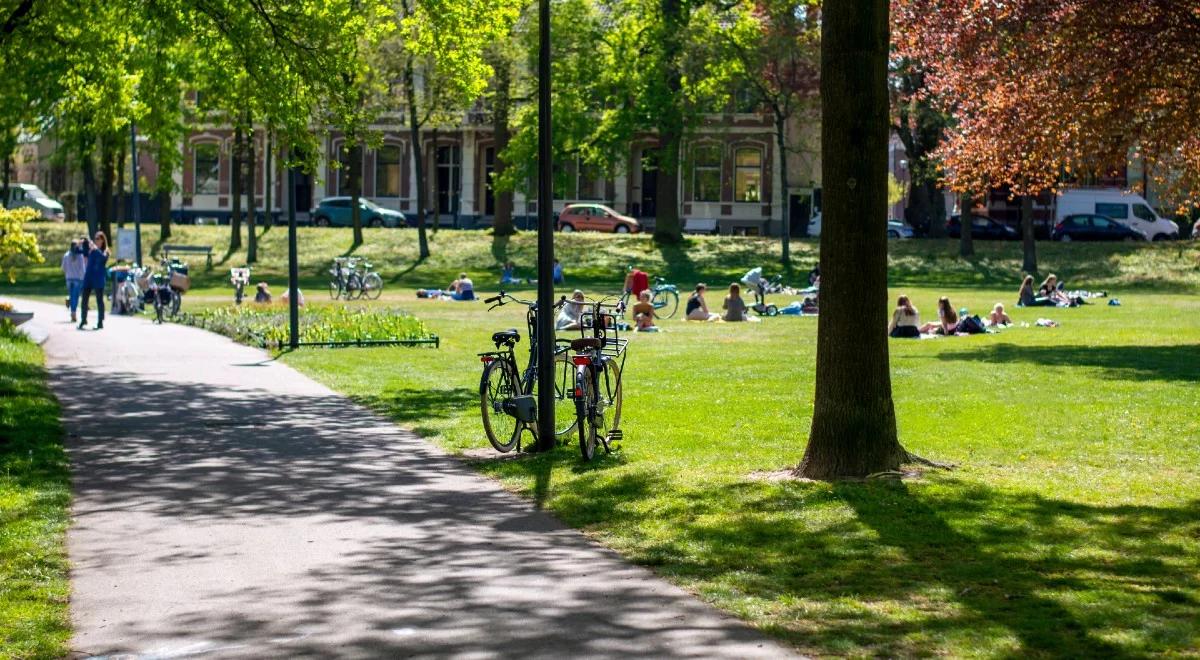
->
[692,145,721,202]
[192,143,220,195]
[734,148,762,202]
[1095,202,1128,219]
[375,145,402,197]
[1091,217,1112,229]
[1133,204,1156,222]
[577,160,605,200]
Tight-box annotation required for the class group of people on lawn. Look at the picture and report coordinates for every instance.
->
[888,273,1076,338]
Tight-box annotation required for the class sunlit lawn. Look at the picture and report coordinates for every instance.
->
[7,223,1200,655]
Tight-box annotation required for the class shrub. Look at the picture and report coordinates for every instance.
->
[177,304,435,349]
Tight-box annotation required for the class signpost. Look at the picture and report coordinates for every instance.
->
[535,0,554,452]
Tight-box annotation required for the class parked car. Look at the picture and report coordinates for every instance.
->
[556,204,640,233]
[888,219,914,239]
[312,197,407,228]
[1051,214,1145,242]
[1,183,65,221]
[946,214,1019,240]
[807,213,822,237]
[1056,188,1178,241]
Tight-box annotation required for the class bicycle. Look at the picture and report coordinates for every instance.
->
[620,276,679,319]
[231,266,251,305]
[352,260,384,300]
[478,292,580,453]
[570,298,627,460]
[153,257,188,320]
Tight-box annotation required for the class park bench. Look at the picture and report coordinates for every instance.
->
[683,218,719,235]
[162,244,214,269]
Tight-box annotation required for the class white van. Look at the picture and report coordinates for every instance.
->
[1,183,66,221]
[1055,189,1178,241]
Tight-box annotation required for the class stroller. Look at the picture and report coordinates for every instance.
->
[740,267,780,317]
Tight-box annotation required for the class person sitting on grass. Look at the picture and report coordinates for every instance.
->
[553,259,564,285]
[556,290,587,331]
[280,287,305,307]
[920,296,958,335]
[987,302,1012,327]
[254,282,272,303]
[887,295,921,338]
[632,290,658,331]
[500,261,519,285]
[1018,274,1056,307]
[1039,273,1075,306]
[448,272,475,301]
[722,283,751,322]
[685,283,720,321]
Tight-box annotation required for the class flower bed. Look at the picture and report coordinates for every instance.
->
[176,305,437,349]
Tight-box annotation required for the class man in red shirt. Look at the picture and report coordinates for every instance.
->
[624,266,650,299]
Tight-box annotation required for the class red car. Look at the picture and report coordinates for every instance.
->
[556,204,641,234]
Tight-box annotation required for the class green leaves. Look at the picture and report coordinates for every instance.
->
[0,208,44,283]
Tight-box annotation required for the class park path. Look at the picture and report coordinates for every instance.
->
[3,296,795,660]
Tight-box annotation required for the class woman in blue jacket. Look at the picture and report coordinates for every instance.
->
[79,231,110,330]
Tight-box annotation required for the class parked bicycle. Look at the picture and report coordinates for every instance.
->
[478,292,579,453]
[113,264,147,315]
[329,257,384,300]
[570,297,627,460]
[149,257,188,322]
[620,276,679,319]
[230,267,251,305]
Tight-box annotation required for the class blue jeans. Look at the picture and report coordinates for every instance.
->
[67,279,84,313]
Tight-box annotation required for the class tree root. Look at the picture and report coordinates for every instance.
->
[902,450,956,470]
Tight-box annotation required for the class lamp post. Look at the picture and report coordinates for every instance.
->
[534,0,554,452]
[287,153,299,349]
[130,121,142,265]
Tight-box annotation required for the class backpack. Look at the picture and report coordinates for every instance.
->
[957,315,986,334]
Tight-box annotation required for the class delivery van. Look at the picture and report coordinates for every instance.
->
[1055,189,1178,241]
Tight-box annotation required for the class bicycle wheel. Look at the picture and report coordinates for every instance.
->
[576,365,599,460]
[347,273,365,300]
[653,289,679,319]
[481,359,521,452]
[169,290,182,318]
[363,272,383,300]
[329,278,341,299]
[598,359,623,436]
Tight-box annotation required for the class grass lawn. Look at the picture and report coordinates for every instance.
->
[0,325,70,660]
[6,224,1200,655]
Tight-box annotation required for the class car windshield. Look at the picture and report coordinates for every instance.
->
[24,186,48,200]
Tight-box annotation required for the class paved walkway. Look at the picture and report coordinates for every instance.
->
[4,297,794,659]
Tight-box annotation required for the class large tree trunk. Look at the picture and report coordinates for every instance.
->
[798,0,903,479]
[1021,193,1037,274]
[81,146,99,236]
[349,142,363,245]
[155,144,172,241]
[264,130,273,234]
[246,122,258,263]
[959,192,974,257]
[98,139,115,243]
[116,138,126,226]
[230,125,243,251]
[652,0,684,244]
[775,111,791,264]
[404,53,430,260]
[491,57,515,236]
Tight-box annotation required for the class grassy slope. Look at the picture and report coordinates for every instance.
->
[0,330,70,660]
[6,224,1200,656]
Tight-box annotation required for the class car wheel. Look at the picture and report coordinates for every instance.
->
[560,223,575,232]
[888,230,900,239]
[1060,234,1072,242]
[369,217,383,228]
[315,216,331,227]
[1152,233,1167,241]
[615,224,630,234]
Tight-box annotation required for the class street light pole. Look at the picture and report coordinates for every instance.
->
[287,154,300,350]
[535,0,555,452]
[130,121,142,265]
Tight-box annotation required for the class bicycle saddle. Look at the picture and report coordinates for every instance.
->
[570,338,602,351]
[492,329,520,346]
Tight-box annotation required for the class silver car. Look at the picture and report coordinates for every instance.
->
[2,183,65,221]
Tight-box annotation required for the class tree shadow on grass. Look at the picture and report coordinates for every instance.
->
[938,342,1200,383]
[491,233,510,264]
[544,474,1200,656]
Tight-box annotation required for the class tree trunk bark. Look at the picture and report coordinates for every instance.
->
[246,121,258,263]
[1021,193,1037,274]
[264,130,273,233]
[82,145,99,236]
[798,0,903,479]
[116,138,126,226]
[652,0,684,244]
[99,140,115,244]
[404,54,430,260]
[491,58,515,236]
[959,192,974,257]
[2,154,9,209]
[350,142,363,245]
[155,144,172,241]
[775,111,790,264]
[230,125,243,251]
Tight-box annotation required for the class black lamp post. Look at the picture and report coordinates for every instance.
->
[535,0,555,452]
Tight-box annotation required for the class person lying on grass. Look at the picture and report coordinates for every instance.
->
[685,283,720,321]
[987,303,1012,327]
[888,295,921,338]
[633,290,658,331]
[920,297,958,335]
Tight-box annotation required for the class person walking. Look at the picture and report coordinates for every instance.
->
[62,239,86,324]
[79,231,109,330]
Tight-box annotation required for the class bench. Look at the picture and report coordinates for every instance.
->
[162,244,214,269]
[683,218,719,235]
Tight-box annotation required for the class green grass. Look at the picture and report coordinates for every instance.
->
[6,224,1200,656]
[0,325,71,660]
